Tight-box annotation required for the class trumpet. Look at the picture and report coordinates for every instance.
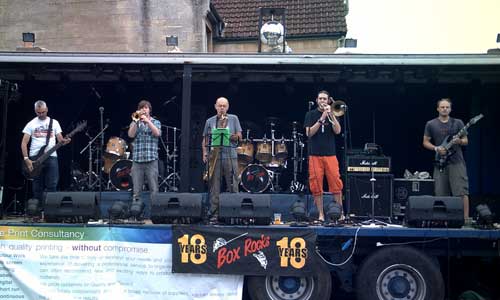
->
[131,110,145,122]
[322,99,346,124]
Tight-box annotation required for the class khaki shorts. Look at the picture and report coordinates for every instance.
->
[433,162,469,196]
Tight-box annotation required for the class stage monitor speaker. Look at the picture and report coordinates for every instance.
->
[406,196,464,228]
[151,193,202,224]
[347,174,393,218]
[393,178,434,217]
[45,192,99,223]
[219,193,272,225]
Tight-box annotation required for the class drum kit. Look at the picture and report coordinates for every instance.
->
[236,118,305,193]
[71,115,180,192]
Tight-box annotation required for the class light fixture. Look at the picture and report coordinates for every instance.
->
[290,199,308,227]
[260,21,284,48]
[257,8,289,53]
[26,198,41,217]
[476,204,493,227]
[325,201,342,224]
[166,35,178,46]
[108,201,128,220]
[22,32,35,43]
[129,200,145,221]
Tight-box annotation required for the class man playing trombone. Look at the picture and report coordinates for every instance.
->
[128,100,161,207]
[304,90,344,223]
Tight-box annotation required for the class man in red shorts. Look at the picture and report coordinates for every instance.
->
[304,90,344,222]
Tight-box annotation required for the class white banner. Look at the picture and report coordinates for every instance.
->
[0,226,243,300]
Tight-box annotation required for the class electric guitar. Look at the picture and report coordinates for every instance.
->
[435,114,483,171]
[22,121,87,179]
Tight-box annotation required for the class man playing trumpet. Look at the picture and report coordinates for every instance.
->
[304,90,344,223]
[128,100,161,207]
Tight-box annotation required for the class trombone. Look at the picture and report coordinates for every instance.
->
[322,99,346,124]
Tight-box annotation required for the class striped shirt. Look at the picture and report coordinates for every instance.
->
[132,118,161,163]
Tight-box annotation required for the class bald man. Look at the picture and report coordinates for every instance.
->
[202,97,242,223]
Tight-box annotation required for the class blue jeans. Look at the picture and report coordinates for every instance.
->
[131,160,159,204]
[32,157,59,205]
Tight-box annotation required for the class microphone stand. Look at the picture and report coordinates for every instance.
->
[159,125,180,192]
[341,105,351,221]
[80,124,108,190]
[98,108,105,194]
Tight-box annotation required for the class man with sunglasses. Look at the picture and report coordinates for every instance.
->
[21,100,70,204]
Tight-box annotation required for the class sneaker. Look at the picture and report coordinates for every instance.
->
[209,215,219,225]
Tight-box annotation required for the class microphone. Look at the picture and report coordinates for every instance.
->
[99,106,104,113]
[91,87,102,99]
[308,101,315,106]
[105,118,111,125]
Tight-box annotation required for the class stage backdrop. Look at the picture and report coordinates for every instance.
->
[0,225,242,300]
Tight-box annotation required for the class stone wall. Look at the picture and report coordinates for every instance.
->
[213,38,340,53]
[0,0,210,52]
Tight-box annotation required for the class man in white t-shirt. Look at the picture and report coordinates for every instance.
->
[21,100,70,204]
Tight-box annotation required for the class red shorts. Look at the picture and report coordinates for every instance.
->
[308,155,343,196]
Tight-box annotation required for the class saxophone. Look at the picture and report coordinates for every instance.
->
[203,114,228,182]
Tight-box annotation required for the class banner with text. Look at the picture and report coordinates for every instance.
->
[172,226,320,275]
[0,225,242,300]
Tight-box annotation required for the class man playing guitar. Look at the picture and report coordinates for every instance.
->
[423,98,469,221]
[21,100,71,205]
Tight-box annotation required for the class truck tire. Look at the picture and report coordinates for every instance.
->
[247,265,331,300]
[356,246,444,300]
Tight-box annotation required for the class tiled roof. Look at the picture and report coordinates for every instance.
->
[211,0,348,39]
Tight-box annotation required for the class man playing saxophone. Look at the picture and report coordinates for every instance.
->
[304,90,344,223]
[202,97,242,223]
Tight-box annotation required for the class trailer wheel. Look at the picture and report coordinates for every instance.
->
[356,246,444,300]
[247,265,331,300]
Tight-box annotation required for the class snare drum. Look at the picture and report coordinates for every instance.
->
[240,164,271,193]
[256,142,272,163]
[236,140,254,163]
[109,159,133,191]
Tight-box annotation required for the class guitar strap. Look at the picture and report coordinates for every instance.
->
[45,118,53,148]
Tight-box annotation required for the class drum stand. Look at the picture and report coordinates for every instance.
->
[159,125,180,192]
[80,124,108,191]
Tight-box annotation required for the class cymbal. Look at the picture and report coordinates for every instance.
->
[265,117,280,126]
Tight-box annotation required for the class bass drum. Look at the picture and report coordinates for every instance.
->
[240,164,271,193]
[109,159,133,191]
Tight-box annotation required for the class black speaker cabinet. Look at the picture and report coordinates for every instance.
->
[45,192,99,222]
[151,193,202,224]
[347,174,393,218]
[393,179,434,217]
[219,193,272,225]
[406,196,464,228]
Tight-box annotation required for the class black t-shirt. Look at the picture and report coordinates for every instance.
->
[304,109,337,156]
[424,117,465,164]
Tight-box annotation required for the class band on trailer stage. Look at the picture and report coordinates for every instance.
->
[16,90,479,226]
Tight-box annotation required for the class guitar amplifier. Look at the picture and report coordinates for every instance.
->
[347,174,393,218]
[393,178,434,217]
[347,155,391,173]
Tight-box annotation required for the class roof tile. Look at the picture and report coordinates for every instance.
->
[212,0,347,39]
